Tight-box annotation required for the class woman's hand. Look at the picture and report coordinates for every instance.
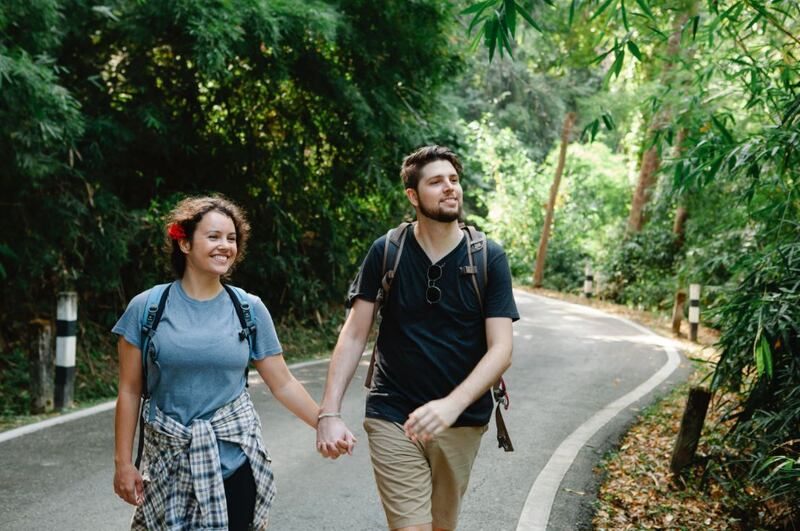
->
[316,416,357,458]
[114,462,144,506]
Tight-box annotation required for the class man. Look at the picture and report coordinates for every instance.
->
[316,145,519,531]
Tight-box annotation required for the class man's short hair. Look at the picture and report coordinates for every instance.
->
[400,145,463,190]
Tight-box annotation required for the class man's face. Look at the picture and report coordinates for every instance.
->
[407,159,462,223]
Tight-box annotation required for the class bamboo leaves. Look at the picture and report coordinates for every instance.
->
[754,311,774,379]
[462,0,546,61]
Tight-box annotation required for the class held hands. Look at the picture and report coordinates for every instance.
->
[403,397,463,443]
[114,462,144,506]
[316,416,357,459]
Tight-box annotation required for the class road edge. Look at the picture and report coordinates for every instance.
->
[0,356,346,444]
[513,291,683,531]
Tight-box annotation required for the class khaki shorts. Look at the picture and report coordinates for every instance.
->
[364,417,487,530]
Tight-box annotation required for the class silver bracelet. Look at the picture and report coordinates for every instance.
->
[317,412,342,420]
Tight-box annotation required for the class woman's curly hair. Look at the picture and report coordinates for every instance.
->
[165,195,251,279]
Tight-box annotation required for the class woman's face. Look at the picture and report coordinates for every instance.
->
[180,210,238,278]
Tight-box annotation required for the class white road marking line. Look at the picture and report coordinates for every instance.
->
[0,355,360,444]
[0,400,118,444]
[512,291,682,531]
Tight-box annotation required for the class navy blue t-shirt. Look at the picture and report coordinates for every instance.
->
[349,228,519,427]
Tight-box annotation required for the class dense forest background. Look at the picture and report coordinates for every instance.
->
[2,0,797,521]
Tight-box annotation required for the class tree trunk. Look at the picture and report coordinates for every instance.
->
[626,146,660,233]
[625,13,689,235]
[672,128,689,249]
[670,386,712,475]
[671,290,687,336]
[672,204,689,247]
[533,111,577,287]
[29,319,55,414]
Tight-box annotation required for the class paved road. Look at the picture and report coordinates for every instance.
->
[0,291,689,530]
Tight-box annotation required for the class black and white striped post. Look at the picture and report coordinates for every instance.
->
[55,292,78,409]
[688,283,700,342]
[583,263,594,298]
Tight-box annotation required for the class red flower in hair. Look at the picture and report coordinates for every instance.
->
[168,223,187,240]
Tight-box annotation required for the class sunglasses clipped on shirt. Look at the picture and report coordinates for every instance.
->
[426,264,443,305]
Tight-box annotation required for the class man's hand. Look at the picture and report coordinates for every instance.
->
[114,462,144,506]
[316,417,357,459]
[403,397,464,443]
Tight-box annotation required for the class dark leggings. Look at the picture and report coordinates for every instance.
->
[223,460,257,531]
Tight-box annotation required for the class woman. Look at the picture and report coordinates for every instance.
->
[112,195,346,529]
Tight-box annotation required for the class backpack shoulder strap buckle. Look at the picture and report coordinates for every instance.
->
[459,265,478,276]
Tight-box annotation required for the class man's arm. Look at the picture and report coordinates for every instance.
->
[403,316,513,442]
[316,297,375,458]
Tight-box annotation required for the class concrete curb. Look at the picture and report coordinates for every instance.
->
[513,291,683,531]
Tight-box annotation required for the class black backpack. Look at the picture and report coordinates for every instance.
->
[361,221,513,452]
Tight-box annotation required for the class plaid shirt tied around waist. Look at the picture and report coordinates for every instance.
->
[131,390,276,530]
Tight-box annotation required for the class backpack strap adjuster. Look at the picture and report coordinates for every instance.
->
[493,378,510,409]
[237,301,256,342]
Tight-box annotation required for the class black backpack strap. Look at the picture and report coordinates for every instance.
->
[223,284,257,388]
[458,227,514,452]
[365,221,413,389]
[140,284,171,401]
[381,221,412,293]
[458,224,487,316]
[136,282,172,469]
[223,284,257,342]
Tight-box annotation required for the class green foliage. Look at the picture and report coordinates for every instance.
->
[74,321,119,401]
[0,0,464,413]
[711,239,800,510]
[602,224,680,311]
[462,118,630,292]
[0,347,32,416]
[460,117,548,273]
[463,0,799,510]
[450,59,569,160]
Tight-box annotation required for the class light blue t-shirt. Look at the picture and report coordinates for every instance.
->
[112,281,282,478]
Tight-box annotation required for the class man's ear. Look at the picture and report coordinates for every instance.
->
[405,187,419,208]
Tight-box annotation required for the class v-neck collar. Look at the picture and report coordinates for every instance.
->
[409,229,466,266]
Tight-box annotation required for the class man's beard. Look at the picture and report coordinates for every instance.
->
[418,198,462,223]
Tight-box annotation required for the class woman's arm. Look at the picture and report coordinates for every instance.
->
[113,336,144,506]
[253,354,320,429]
